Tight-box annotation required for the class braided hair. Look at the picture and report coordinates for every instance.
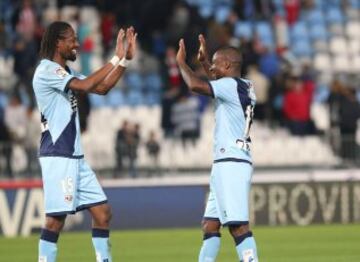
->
[40,21,72,59]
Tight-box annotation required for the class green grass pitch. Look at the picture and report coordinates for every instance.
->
[1,224,360,261]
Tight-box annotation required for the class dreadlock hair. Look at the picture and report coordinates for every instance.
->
[40,21,72,60]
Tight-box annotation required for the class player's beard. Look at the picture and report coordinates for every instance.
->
[68,52,77,61]
[62,49,77,62]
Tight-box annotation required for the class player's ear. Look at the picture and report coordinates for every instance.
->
[224,60,231,70]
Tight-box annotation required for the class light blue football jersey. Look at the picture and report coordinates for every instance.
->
[32,59,85,158]
[209,77,256,162]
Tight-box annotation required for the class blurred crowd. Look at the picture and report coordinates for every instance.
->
[0,0,360,178]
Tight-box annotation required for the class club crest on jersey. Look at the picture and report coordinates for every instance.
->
[55,67,69,79]
[64,194,73,203]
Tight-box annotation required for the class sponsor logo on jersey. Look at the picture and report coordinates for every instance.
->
[55,67,69,79]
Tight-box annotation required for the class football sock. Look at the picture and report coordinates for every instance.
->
[92,228,112,262]
[198,232,221,262]
[234,231,258,262]
[39,229,59,262]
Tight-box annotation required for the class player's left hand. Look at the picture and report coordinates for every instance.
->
[115,28,126,59]
[125,26,137,60]
[176,39,186,64]
[197,34,208,63]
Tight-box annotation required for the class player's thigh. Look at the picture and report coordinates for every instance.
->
[203,188,220,221]
[76,159,107,211]
[40,157,79,214]
[212,162,253,223]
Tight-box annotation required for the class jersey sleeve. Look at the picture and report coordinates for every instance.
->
[39,64,76,92]
[209,77,238,102]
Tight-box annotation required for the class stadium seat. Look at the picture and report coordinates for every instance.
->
[292,40,313,57]
[348,39,360,55]
[89,94,106,108]
[290,21,309,42]
[107,89,125,107]
[350,55,360,73]
[348,0,360,8]
[127,90,144,106]
[309,24,328,41]
[313,53,332,72]
[326,8,345,24]
[312,40,328,53]
[255,21,274,47]
[333,55,351,73]
[144,73,162,92]
[214,5,231,24]
[329,37,348,55]
[345,21,360,39]
[234,21,253,40]
[125,72,143,91]
[304,9,325,25]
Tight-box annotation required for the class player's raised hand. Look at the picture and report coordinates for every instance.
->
[115,28,126,59]
[197,34,208,63]
[125,26,137,60]
[176,39,186,64]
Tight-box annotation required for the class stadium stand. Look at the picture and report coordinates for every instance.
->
[0,0,359,178]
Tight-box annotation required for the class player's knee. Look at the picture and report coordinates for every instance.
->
[45,215,66,233]
[201,219,221,234]
[228,223,250,238]
[94,206,112,227]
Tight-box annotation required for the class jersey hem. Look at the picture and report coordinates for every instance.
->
[213,158,252,165]
[39,154,84,159]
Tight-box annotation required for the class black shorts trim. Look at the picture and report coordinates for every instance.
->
[46,200,108,217]
[223,220,249,227]
[76,200,108,212]
[213,158,252,165]
[203,217,221,222]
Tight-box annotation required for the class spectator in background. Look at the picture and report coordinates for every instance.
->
[78,20,94,76]
[145,130,161,177]
[24,107,40,176]
[246,65,269,120]
[100,11,115,59]
[128,123,141,178]
[0,118,13,178]
[5,94,27,144]
[161,46,182,137]
[283,75,315,135]
[171,93,200,148]
[11,0,39,108]
[284,0,300,25]
[328,80,360,162]
[114,120,130,178]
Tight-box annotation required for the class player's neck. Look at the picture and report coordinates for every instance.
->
[52,53,67,68]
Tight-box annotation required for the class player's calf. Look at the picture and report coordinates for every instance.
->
[39,216,66,262]
[229,224,259,262]
[89,204,113,262]
[199,219,221,262]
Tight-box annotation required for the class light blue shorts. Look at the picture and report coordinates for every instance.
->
[40,157,107,216]
[203,161,253,226]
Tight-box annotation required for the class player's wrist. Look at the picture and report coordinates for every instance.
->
[109,55,120,66]
[118,57,131,68]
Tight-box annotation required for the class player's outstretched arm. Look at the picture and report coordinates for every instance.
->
[91,27,137,95]
[67,28,127,93]
[176,39,212,96]
[197,34,213,79]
